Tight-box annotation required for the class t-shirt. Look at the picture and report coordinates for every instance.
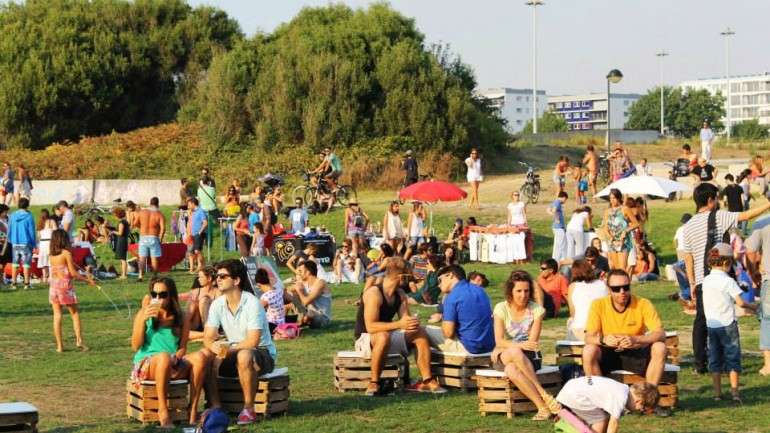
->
[190,208,208,234]
[403,157,418,180]
[674,225,686,251]
[556,376,630,421]
[681,210,739,285]
[61,208,76,238]
[702,269,743,328]
[721,184,744,212]
[566,211,590,232]
[692,164,715,181]
[260,288,286,325]
[493,301,545,342]
[572,254,610,276]
[289,208,308,234]
[442,280,495,354]
[746,226,770,281]
[248,211,261,232]
[206,291,277,359]
[537,274,569,311]
[585,295,662,336]
[551,200,565,229]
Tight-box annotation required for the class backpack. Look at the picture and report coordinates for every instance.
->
[353,213,366,229]
[702,209,730,278]
[273,323,300,340]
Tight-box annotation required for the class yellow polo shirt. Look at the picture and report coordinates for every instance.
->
[585,295,662,336]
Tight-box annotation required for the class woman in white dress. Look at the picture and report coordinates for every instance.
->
[37,210,56,284]
[381,201,404,253]
[405,201,427,260]
[506,191,528,263]
[566,259,608,341]
[566,206,592,259]
[465,148,483,209]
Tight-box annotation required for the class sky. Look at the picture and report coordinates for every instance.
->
[190,0,769,96]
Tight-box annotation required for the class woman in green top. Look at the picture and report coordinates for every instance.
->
[130,277,210,428]
[491,270,561,421]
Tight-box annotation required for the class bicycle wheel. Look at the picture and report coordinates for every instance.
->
[337,185,357,206]
[292,186,308,203]
[519,184,532,204]
[531,182,540,204]
[303,187,317,206]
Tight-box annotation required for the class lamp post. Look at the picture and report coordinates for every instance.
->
[720,27,735,142]
[656,50,669,136]
[605,69,623,151]
[525,0,544,134]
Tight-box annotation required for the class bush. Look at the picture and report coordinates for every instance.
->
[732,119,769,140]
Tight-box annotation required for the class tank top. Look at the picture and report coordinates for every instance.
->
[347,210,366,232]
[507,201,526,226]
[132,319,179,364]
[354,285,402,340]
[385,212,403,239]
[409,212,424,238]
[569,280,608,331]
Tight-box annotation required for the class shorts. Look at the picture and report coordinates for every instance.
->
[708,321,742,373]
[569,407,608,426]
[354,330,410,358]
[219,348,275,377]
[578,180,589,192]
[553,174,566,186]
[138,236,162,258]
[599,345,651,375]
[328,170,342,180]
[407,236,424,247]
[11,244,32,268]
[492,349,542,372]
[192,233,206,253]
[131,354,187,384]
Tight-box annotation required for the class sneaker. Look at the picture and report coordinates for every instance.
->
[23,285,30,290]
[653,407,672,417]
[406,378,447,394]
[236,408,258,425]
[365,381,379,397]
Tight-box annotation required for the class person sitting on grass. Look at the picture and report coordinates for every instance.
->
[535,258,568,318]
[407,254,442,306]
[256,268,285,334]
[702,243,757,403]
[354,257,446,396]
[131,277,210,427]
[425,265,495,355]
[185,267,219,341]
[491,270,562,421]
[287,260,332,328]
[556,376,659,433]
[333,238,363,284]
[566,259,609,341]
[203,259,276,426]
[365,242,394,278]
[582,270,668,392]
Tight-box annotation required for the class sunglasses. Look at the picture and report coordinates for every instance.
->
[539,267,548,271]
[609,284,631,293]
[150,291,169,299]
[216,273,232,280]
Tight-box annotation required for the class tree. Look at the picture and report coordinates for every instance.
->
[182,3,508,157]
[521,112,568,134]
[627,86,724,137]
[732,119,769,140]
[0,0,242,149]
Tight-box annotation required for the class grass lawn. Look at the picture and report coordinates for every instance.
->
[1,188,770,433]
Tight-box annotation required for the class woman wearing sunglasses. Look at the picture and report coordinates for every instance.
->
[131,277,210,427]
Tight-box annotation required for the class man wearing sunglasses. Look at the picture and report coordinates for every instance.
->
[582,269,667,388]
[203,259,276,425]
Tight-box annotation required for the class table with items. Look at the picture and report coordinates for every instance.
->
[467,225,533,263]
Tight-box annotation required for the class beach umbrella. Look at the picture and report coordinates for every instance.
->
[596,176,690,198]
[398,180,467,203]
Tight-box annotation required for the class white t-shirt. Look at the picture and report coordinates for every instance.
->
[507,201,526,225]
[566,211,590,232]
[569,280,608,331]
[674,225,686,251]
[702,269,743,328]
[556,376,629,421]
[61,208,76,238]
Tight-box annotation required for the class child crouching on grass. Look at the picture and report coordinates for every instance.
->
[701,243,757,403]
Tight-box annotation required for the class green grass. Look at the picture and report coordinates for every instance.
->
[2,196,770,433]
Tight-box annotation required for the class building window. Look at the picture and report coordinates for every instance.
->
[565,113,571,119]
[516,120,522,125]
[516,96,522,101]
[624,100,630,106]
[623,112,629,117]
[516,108,522,113]
[564,102,571,108]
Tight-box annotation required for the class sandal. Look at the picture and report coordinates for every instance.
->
[531,408,551,421]
[541,393,562,415]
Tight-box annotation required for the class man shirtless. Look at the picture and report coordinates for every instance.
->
[137,196,165,281]
[583,145,598,201]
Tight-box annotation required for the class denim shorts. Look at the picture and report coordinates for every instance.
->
[708,321,742,373]
[12,244,32,267]
[138,236,162,258]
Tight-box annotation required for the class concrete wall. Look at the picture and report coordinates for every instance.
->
[517,129,660,145]
[20,179,180,206]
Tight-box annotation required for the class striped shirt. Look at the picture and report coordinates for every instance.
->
[681,210,739,286]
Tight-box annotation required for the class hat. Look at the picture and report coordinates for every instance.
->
[711,243,733,257]
[405,149,413,156]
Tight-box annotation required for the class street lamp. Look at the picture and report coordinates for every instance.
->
[720,27,735,142]
[656,50,669,136]
[605,69,623,150]
[525,0,544,134]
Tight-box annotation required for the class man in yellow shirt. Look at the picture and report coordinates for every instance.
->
[583,269,667,386]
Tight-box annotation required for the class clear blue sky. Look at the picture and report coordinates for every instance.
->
[190,0,768,96]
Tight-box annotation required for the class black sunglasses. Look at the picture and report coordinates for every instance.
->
[216,273,232,280]
[150,291,169,299]
[539,267,548,271]
[609,284,631,293]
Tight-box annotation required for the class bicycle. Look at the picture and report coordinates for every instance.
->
[74,197,123,217]
[292,172,357,210]
[518,162,541,204]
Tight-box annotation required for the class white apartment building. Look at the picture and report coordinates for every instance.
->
[547,93,641,131]
[679,72,770,128]
[478,88,548,133]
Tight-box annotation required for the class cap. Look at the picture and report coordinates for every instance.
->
[405,149,413,156]
[711,243,733,257]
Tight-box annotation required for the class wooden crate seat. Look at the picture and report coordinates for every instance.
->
[0,402,39,433]
[609,364,679,408]
[430,349,493,391]
[334,351,408,392]
[475,366,563,418]
[215,367,290,418]
[126,379,189,424]
[556,332,680,366]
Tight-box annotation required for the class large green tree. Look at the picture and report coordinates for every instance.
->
[521,111,568,134]
[627,86,725,137]
[181,3,508,156]
[0,0,241,149]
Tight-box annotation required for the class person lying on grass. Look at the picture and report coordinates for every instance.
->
[131,277,210,427]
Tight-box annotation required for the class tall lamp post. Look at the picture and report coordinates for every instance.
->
[605,69,623,151]
[525,0,544,134]
[720,27,735,142]
[656,50,669,136]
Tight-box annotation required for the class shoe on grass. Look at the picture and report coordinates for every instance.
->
[406,378,447,394]
[236,408,258,425]
[365,381,379,397]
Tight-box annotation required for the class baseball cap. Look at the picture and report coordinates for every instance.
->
[711,243,733,257]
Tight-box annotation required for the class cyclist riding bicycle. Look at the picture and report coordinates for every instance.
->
[311,147,343,191]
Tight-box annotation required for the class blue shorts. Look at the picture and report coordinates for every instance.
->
[708,321,742,373]
[12,245,32,268]
[138,236,162,258]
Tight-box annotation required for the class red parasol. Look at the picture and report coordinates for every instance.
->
[398,180,467,203]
